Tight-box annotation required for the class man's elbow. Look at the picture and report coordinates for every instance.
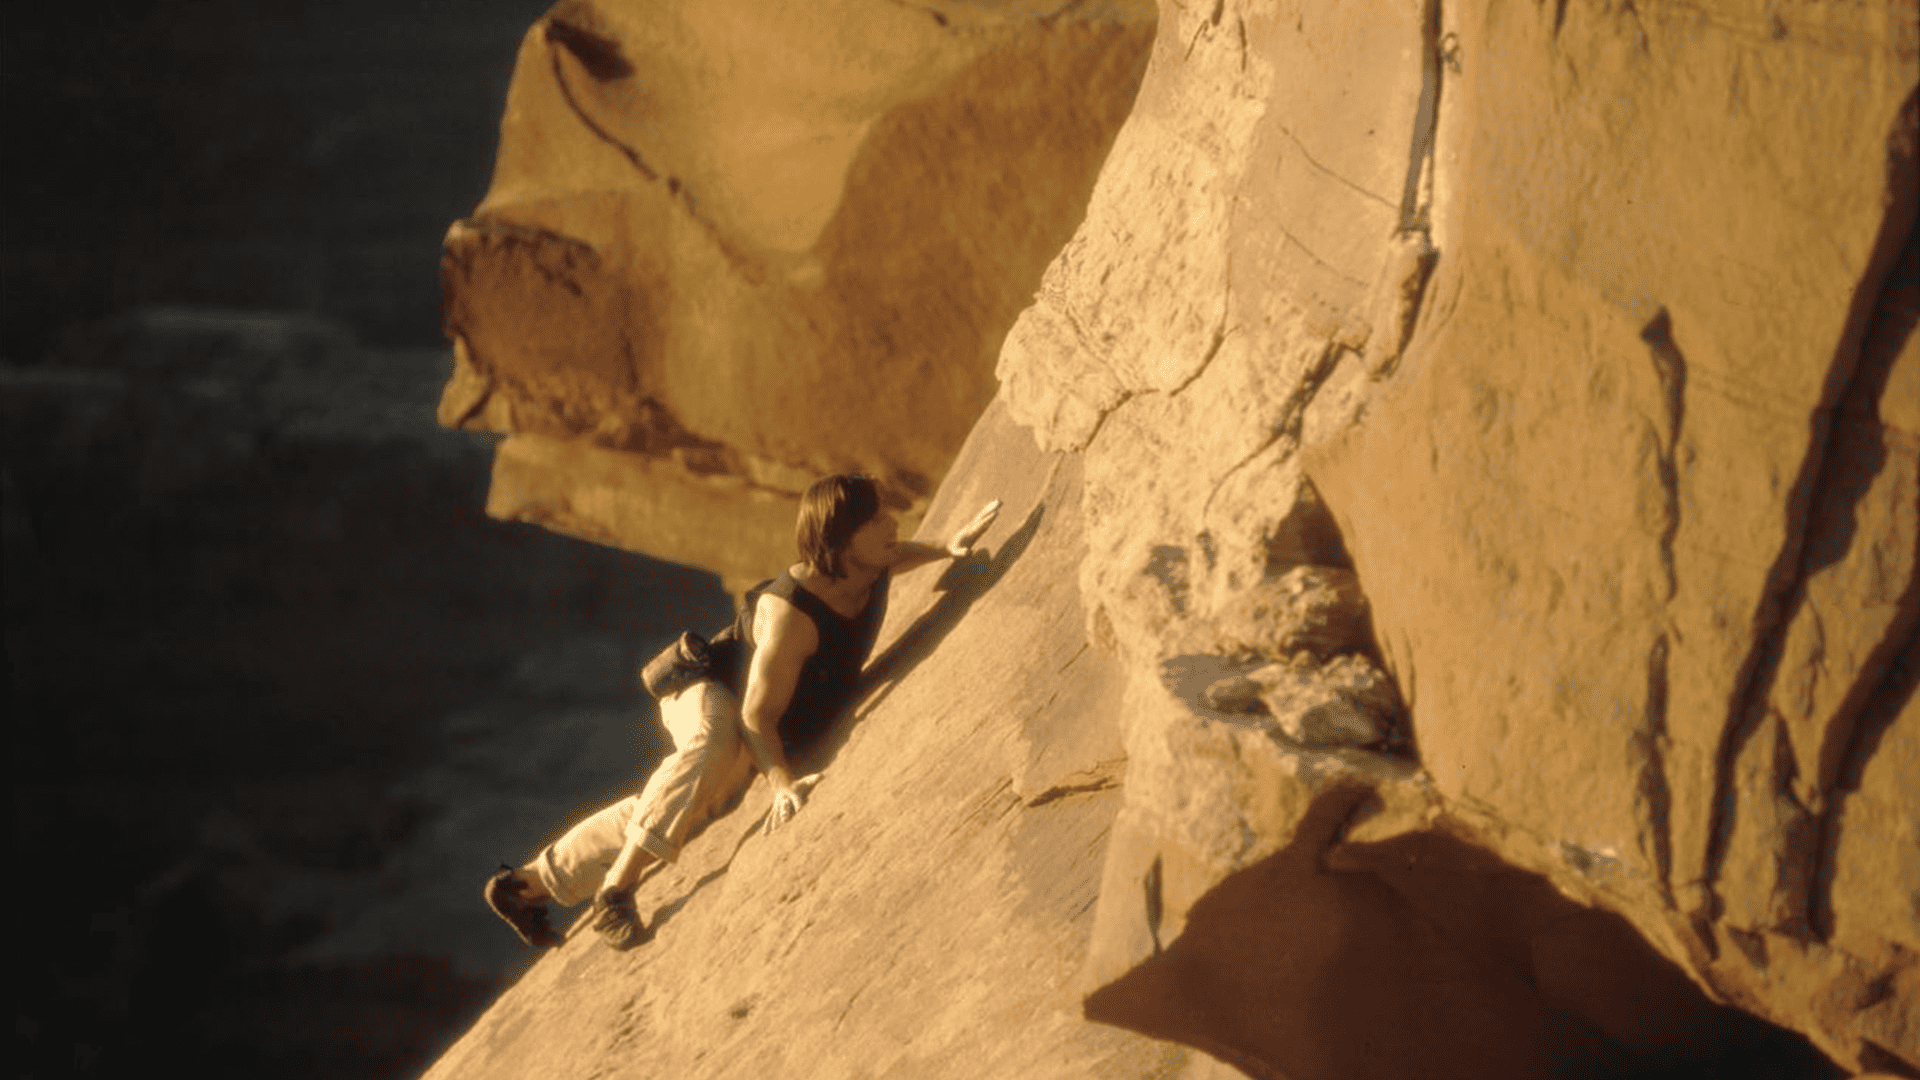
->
[739,704,778,740]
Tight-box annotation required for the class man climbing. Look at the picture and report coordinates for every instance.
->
[485,474,1000,949]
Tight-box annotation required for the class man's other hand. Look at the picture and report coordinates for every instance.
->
[946,499,1002,557]
[766,773,822,832]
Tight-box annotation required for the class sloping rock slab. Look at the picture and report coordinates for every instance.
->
[423,403,1247,1079]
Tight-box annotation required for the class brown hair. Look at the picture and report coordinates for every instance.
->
[796,474,881,579]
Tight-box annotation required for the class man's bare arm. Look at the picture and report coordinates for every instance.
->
[888,540,957,573]
[740,593,816,796]
[889,499,1001,573]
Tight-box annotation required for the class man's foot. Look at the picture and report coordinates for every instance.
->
[592,887,651,951]
[485,865,559,948]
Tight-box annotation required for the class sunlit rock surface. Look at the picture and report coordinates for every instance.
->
[438,0,1154,589]
[432,0,1917,1075]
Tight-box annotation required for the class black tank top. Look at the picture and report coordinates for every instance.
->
[736,569,889,758]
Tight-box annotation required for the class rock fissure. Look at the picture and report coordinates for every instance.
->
[543,31,656,182]
[542,19,759,279]
[1800,206,1920,943]
[1168,288,1234,399]
[1269,120,1397,211]
[1641,306,1686,603]
[1809,628,1920,943]
[1637,633,1676,902]
[1026,763,1126,808]
[1078,388,1139,452]
[1198,338,1344,527]
[1272,225,1368,289]
[1399,0,1444,232]
[1702,104,1919,947]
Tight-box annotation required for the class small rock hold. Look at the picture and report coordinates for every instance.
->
[1204,675,1267,713]
[1255,654,1400,748]
[1210,565,1371,662]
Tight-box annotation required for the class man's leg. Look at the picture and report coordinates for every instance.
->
[614,680,752,868]
[593,681,759,947]
[487,681,739,946]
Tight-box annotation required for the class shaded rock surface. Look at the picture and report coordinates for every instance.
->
[430,0,1917,1076]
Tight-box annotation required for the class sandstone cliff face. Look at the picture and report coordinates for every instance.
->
[1009,0,1919,1073]
[436,0,1917,1076]
[438,0,1154,589]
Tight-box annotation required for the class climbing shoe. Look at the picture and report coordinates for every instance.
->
[592,887,651,951]
[485,865,559,948]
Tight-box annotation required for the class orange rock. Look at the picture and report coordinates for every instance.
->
[431,0,1918,1074]
[438,0,1154,585]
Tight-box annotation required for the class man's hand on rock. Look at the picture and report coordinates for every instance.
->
[946,499,1002,557]
[766,773,822,832]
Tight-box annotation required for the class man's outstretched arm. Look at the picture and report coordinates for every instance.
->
[889,499,1001,573]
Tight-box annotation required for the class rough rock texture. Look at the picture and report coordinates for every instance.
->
[424,405,1252,1080]
[1003,0,1917,1073]
[431,0,1919,1076]
[438,0,1154,589]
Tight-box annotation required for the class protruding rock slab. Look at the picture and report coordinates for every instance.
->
[1305,1,1917,1063]
[439,0,1154,584]
[988,0,1916,1071]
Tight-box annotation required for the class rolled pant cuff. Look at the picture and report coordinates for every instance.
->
[634,825,679,866]
[533,846,587,908]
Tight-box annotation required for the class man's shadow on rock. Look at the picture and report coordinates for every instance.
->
[611,502,1045,941]
[630,813,762,937]
[807,498,1046,771]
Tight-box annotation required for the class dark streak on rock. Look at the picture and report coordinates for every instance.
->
[1198,338,1345,526]
[1637,633,1676,900]
[1642,307,1686,602]
[1147,545,1192,616]
[1399,0,1443,233]
[544,17,635,81]
[1143,854,1164,956]
[1025,773,1122,808]
[544,28,656,181]
[1810,633,1919,940]
[880,0,951,29]
[542,17,763,282]
[1170,283,1234,398]
[1702,88,1920,924]
[1806,178,1920,941]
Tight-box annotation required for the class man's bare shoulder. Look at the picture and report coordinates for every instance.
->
[752,589,820,659]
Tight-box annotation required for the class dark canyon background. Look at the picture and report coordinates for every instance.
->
[3,3,734,1076]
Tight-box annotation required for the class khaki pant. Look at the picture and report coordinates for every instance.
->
[533,680,758,907]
